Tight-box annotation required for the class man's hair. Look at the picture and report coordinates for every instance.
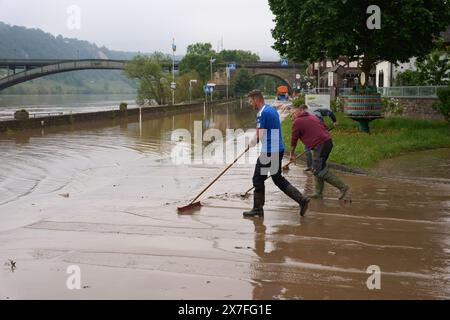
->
[299,104,308,110]
[247,89,264,100]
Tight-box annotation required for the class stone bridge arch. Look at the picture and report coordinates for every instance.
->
[212,63,296,94]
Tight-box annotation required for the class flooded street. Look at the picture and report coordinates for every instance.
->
[0,100,449,299]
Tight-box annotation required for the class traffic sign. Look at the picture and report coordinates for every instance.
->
[203,85,214,93]
[227,63,236,70]
[171,82,177,90]
[281,59,289,67]
[296,74,301,80]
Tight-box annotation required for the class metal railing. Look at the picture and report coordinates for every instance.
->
[339,86,447,98]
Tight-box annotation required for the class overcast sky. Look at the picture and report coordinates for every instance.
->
[0,0,281,60]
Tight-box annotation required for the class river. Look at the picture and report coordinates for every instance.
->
[0,94,138,121]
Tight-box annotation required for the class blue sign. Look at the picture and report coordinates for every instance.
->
[203,85,214,93]
[227,63,236,70]
[281,59,289,66]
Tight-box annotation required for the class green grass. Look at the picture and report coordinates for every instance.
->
[281,113,450,169]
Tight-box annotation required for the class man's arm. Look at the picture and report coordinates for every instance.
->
[317,109,338,127]
[328,110,337,125]
[248,128,263,148]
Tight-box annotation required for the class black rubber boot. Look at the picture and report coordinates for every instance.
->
[243,191,265,217]
[283,185,310,217]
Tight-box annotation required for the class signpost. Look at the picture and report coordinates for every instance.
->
[224,64,237,99]
[204,84,216,103]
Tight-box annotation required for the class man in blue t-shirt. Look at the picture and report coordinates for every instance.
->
[244,90,310,218]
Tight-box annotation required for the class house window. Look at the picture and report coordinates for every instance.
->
[378,69,384,87]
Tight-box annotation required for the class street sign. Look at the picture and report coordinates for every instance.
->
[281,59,289,67]
[203,85,214,93]
[296,73,301,80]
[171,82,177,90]
[227,63,236,70]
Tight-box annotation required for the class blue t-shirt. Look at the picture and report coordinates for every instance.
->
[256,104,285,153]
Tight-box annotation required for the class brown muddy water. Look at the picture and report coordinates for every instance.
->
[0,100,449,300]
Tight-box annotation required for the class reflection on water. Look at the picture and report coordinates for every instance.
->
[0,101,256,207]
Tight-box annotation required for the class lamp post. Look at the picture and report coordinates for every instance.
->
[189,79,197,103]
[226,66,230,100]
[210,58,216,102]
[171,38,176,105]
[317,67,320,91]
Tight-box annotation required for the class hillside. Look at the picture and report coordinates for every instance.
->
[0,22,139,94]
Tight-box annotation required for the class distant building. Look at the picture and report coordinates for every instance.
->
[308,27,450,89]
[375,26,450,87]
[307,57,375,89]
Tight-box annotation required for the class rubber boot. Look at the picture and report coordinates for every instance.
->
[243,191,265,217]
[304,151,313,172]
[324,172,349,200]
[283,185,310,217]
[311,176,324,199]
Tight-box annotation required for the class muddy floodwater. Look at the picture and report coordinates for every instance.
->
[0,100,449,300]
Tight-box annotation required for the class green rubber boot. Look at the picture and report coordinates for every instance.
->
[324,172,349,200]
[311,176,324,199]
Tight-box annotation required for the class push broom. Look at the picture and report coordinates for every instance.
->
[177,145,250,213]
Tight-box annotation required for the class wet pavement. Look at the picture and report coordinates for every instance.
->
[0,101,449,299]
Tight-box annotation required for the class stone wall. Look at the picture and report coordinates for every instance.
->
[395,97,444,121]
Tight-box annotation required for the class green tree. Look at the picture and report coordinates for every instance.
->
[218,50,260,62]
[395,47,449,86]
[416,48,450,85]
[395,70,423,86]
[433,85,450,122]
[124,53,172,105]
[175,70,203,103]
[232,69,255,96]
[269,0,450,86]
[179,43,217,83]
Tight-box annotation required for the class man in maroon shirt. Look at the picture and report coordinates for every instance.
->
[290,105,349,200]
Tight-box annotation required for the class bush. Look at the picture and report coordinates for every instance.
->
[292,94,305,107]
[120,102,128,111]
[14,109,29,120]
[433,86,450,122]
[381,97,404,116]
[331,97,344,113]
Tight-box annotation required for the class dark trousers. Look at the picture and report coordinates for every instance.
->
[253,152,291,193]
[312,139,333,175]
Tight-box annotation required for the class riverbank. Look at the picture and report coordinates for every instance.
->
[0,99,237,133]
[281,112,450,169]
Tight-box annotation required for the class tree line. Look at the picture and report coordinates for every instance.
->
[124,43,287,105]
